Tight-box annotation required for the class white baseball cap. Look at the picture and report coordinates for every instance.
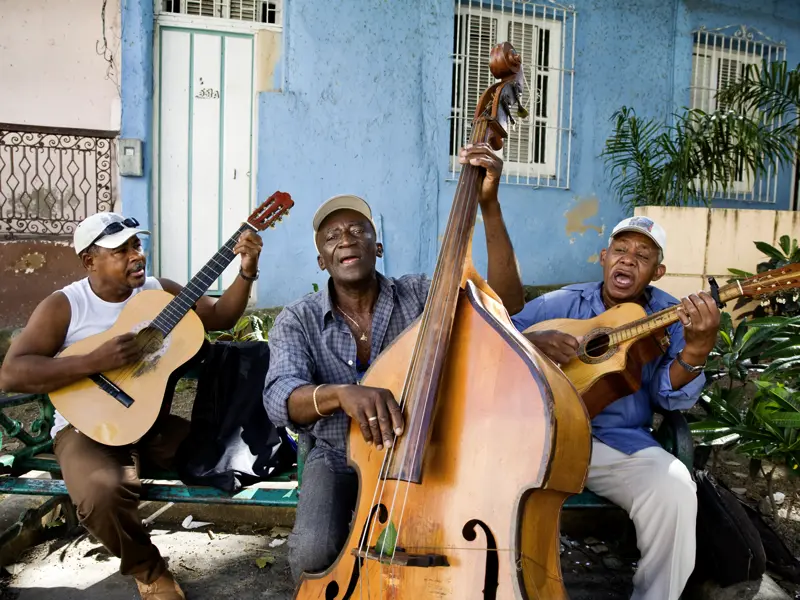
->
[312,194,377,250]
[609,216,667,261]
[73,212,150,255]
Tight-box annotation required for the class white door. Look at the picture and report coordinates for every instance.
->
[155,27,254,293]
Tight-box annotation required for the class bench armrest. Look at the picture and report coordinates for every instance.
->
[652,409,693,472]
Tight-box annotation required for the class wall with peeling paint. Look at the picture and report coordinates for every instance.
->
[461,0,800,294]
[0,0,122,130]
[0,240,84,328]
[254,0,449,304]
[110,0,800,308]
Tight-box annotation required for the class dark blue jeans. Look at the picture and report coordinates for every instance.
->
[288,454,358,582]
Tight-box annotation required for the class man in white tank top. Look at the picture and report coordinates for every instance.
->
[0,212,263,600]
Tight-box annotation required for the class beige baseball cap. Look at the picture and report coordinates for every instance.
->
[312,194,377,249]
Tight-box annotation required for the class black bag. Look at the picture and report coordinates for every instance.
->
[693,470,766,586]
[176,340,296,493]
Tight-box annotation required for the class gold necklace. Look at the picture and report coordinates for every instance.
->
[336,304,371,343]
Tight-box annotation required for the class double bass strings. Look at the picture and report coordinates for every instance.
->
[382,159,485,572]
[355,153,483,596]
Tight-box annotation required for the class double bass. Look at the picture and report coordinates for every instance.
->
[295,43,591,599]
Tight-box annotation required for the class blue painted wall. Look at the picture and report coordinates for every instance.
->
[118,0,800,306]
[120,0,155,270]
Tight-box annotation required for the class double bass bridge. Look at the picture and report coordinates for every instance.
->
[350,547,449,568]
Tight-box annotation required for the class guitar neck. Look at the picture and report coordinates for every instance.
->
[611,281,743,344]
[152,222,254,335]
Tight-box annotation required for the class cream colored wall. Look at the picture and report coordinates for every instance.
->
[634,206,800,310]
[0,0,121,131]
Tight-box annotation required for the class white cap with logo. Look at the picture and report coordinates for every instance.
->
[609,216,667,261]
[73,212,150,255]
[312,194,376,250]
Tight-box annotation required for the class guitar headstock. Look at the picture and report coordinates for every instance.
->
[247,191,294,231]
[738,263,800,300]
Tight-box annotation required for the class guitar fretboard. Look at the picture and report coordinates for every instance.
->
[152,222,253,335]
[608,282,742,345]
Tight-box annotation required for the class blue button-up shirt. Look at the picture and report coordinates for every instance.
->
[511,282,705,455]
[263,273,430,473]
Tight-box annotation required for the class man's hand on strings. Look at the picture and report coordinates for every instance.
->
[524,330,582,366]
[88,333,141,372]
[337,385,404,451]
[676,292,720,363]
[234,229,263,279]
[458,143,503,208]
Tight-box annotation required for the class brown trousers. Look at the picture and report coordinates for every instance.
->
[53,415,190,584]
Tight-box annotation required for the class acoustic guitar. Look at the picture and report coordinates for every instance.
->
[49,192,294,446]
[523,263,800,417]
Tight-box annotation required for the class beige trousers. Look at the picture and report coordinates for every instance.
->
[586,439,697,600]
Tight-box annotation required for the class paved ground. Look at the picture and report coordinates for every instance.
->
[0,521,636,600]
[0,505,791,599]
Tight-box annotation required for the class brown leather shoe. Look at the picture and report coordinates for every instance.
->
[136,570,186,600]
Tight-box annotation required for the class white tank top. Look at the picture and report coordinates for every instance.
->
[51,276,163,438]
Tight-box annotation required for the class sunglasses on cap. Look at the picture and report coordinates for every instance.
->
[90,217,141,246]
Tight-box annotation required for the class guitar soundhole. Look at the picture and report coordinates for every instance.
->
[136,327,165,356]
[584,333,611,358]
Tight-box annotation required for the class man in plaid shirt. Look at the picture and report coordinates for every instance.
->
[264,144,525,581]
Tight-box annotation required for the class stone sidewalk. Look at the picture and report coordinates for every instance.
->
[0,503,792,600]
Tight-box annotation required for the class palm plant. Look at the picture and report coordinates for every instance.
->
[706,312,800,385]
[717,60,800,137]
[601,106,795,210]
[691,376,800,519]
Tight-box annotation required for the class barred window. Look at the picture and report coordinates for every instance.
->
[449,1,575,187]
[160,0,281,25]
[690,25,786,202]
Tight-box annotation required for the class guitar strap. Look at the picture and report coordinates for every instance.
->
[707,276,725,309]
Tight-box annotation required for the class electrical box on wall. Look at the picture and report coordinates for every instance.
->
[117,139,143,177]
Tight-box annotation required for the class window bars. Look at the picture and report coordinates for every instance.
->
[690,24,787,203]
[160,0,281,26]
[0,124,116,238]
[449,0,576,188]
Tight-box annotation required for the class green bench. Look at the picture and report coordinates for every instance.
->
[0,377,693,559]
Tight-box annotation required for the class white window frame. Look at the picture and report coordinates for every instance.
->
[690,25,787,202]
[449,1,575,188]
[155,0,282,33]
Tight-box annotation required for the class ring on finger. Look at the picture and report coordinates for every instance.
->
[368,416,378,423]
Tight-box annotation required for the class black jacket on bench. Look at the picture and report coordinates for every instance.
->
[176,340,295,493]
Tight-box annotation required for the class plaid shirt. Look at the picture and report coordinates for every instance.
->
[264,273,431,473]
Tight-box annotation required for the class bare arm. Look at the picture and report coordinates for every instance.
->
[482,200,524,315]
[0,293,138,394]
[460,143,525,315]
[287,383,403,451]
[158,229,262,332]
[160,275,254,333]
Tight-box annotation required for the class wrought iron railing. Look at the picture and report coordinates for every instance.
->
[0,123,117,238]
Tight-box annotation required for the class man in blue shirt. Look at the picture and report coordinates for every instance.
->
[512,216,721,600]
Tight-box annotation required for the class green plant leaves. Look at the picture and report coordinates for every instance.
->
[376,522,398,557]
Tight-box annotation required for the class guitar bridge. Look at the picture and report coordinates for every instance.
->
[89,374,135,408]
[350,547,449,568]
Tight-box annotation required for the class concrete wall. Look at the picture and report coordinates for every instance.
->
[111,0,800,308]
[0,0,122,131]
[635,205,800,301]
